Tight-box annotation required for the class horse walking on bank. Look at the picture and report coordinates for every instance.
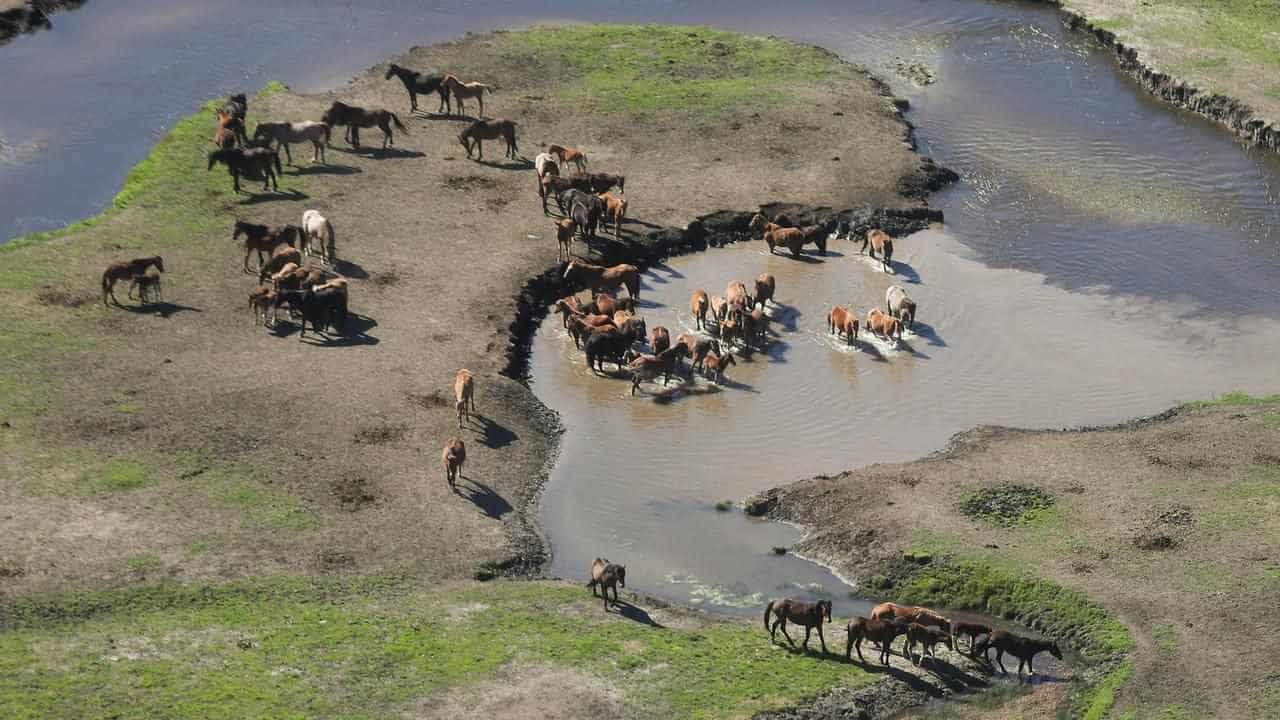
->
[384,63,450,114]
[763,598,833,653]
[321,101,407,149]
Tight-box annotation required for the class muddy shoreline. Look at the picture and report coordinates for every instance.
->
[1042,1,1280,155]
[0,0,83,46]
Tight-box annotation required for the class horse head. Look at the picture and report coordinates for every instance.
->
[748,213,766,231]
[820,600,833,622]
[1048,641,1063,660]
[151,256,166,274]
[384,64,399,80]
[614,565,626,588]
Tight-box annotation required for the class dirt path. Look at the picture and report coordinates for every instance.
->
[0,27,942,600]
[753,398,1280,719]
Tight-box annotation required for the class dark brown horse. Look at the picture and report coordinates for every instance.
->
[208,147,280,193]
[974,630,1062,676]
[384,63,450,114]
[846,616,909,665]
[587,558,626,610]
[903,622,954,666]
[952,620,992,654]
[218,93,249,145]
[764,598,833,653]
[321,101,407,149]
[233,220,300,273]
[458,118,519,161]
[102,256,164,306]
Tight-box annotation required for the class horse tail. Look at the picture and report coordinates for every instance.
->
[390,112,408,133]
[763,600,774,632]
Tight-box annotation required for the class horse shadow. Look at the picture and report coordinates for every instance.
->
[916,657,992,692]
[276,313,379,346]
[610,599,664,628]
[121,302,202,318]
[342,147,425,160]
[648,261,684,280]
[888,260,921,284]
[473,157,534,171]
[781,252,825,264]
[473,415,518,449]
[331,259,370,280]
[818,249,846,258]
[907,322,945,348]
[237,188,308,204]
[413,110,469,121]
[850,657,949,696]
[766,302,801,331]
[452,476,513,519]
[289,163,361,176]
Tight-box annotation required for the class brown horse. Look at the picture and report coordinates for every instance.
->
[555,218,577,261]
[676,334,719,372]
[974,630,1062,676]
[846,616,910,665]
[865,308,903,342]
[869,602,950,633]
[764,598,833,653]
[628,343,687,394]
[102,256,164,306]
[321,101,407,149]
[861,229,894,272]
[650,326,671,354]
[458,118,519,161]
[547,144,587,173]
[827,306,859,345]
[211,109,242,149]
[903,623,954,666]
[442,437,466,487]
[563,261,640,299]
[690,289,709,330]
[233,220,300,273]
[753,273,776,310]
[953,621,993,654]
[587,558,626,609]
[701,351,736,384]
[598,192,627,238]
[442,75,492,117]
[454,369,476,429]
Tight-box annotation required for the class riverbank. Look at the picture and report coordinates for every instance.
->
[0,24,961,717]
[750,395,1280,719]
[1050,0,1280,153]
[0,0,83,45]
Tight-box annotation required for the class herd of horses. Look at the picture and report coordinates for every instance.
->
[92,55,1066,691]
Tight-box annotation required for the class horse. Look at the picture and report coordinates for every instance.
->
[628,344,688,394]
[535,152,560,212]
[321,101,407,149]
[555,218,577,261]
[974,630,1062,676]
[865,308,903,342]
[233,221,300,273]
[458,118,518,161]
[952,621,992,654]
[547,144,587,173]
[861,229,894,272]
[442,437,466,487]
[211,109,242,149]
[650,326,670,354]
[578,173,625,194]
[846,616,910,665]
[753,274,775,310]
[442,74,492,117]
[869,602,949,633]
[903,623,954,666]
[827,306,858,345]
[764,598,833,654]
[709,295,728,326]
[676,334,720,373]
[300,210,336,264]
[690,290,709,330]
[569,193,602,242]
[587,558,626,609]
[253,121,330,164]
[598,192,627,238]
[208,147,280,194]
[701,351,736,384]
[222,93,247,123]
[128,272,162,304]
[101,256,164,306]
[588,293,634,317]
[563,261,640,299]
[384,63,450,114]
[886,285,916,330]
[726,280,749,315]
[454,369,476,428]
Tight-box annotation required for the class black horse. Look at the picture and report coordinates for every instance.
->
[384,63,451,114]
[207,147,280,193]
[321,101,407,149]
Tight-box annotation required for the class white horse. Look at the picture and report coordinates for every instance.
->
[253,121,330,164]
[885,285,917,331]
[534,152,560,180]
[301,210,336,264]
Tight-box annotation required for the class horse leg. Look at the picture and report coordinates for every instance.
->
[475,138,483,160]
[409,90,417,112]
[854,637,866,664]
[802,626,812,651]
[282,142,292,165]
[778,619,795,647]
[351,126,360,148]
[995,649,1008,675]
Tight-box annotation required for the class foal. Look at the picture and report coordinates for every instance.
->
[764,598,833,653]
[442,75,492,117]
[547,144,587,173]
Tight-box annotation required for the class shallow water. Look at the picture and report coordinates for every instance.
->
[6,1,1280,615]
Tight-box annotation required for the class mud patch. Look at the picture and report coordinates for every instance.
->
[1134,503,1194,550]
[372,270,401,287]
[352,423,408,445]
[441,175,498,192]
[959,484,1054,526]
[36,287,93,307]
[317,548,356,571]
[331,476,376,511]
[402,662,631,720]
[407,390,450,409]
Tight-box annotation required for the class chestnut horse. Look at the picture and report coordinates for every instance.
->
[690,289,709,330]
[865,308,903,342]
[861,228,894,272]
[443,75,492,117]
[211,109,241,149]
[442,437,466,487]
[547,144,587,173]
[764,598,833,653]
[563,261,640,299]
[846,616,909,665]
[827,306,858,345]
[869,602,950,633]
[753,273,776,310]
[454,369,476,428]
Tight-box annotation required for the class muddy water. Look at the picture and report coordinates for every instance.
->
[6,0,1280,615]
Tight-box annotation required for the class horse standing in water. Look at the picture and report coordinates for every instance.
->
[321,101,407,149]
[763,598,833,653]
[384,63,450,114]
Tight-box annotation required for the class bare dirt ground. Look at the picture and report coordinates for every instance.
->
[756,400,1280,719]
[0,29,935,600]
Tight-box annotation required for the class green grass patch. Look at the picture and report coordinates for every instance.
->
[0,579,872,719]
[1150,623,1179,655]
[1075,660,1132,720]
[958,484,1055,527]
[204,466,317,532]
[1092,16,1134,33]
[505,24,841,115]
[1191,390,1280,407]
[124,554,163,574]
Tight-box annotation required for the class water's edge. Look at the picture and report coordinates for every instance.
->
[0,0,84,47]
[1044,0,1280,155]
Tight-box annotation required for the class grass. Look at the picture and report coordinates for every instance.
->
[0,579,873,720]
[1150,624,1179,655]
[957,484,1055,527]
[505,25,842,116]
[202,465,317,532]
[1191,390,1280,407]
[1076,660,1132,720]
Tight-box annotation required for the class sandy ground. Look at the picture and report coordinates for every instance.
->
[0,30,935,600]
[757,401,1280,719]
